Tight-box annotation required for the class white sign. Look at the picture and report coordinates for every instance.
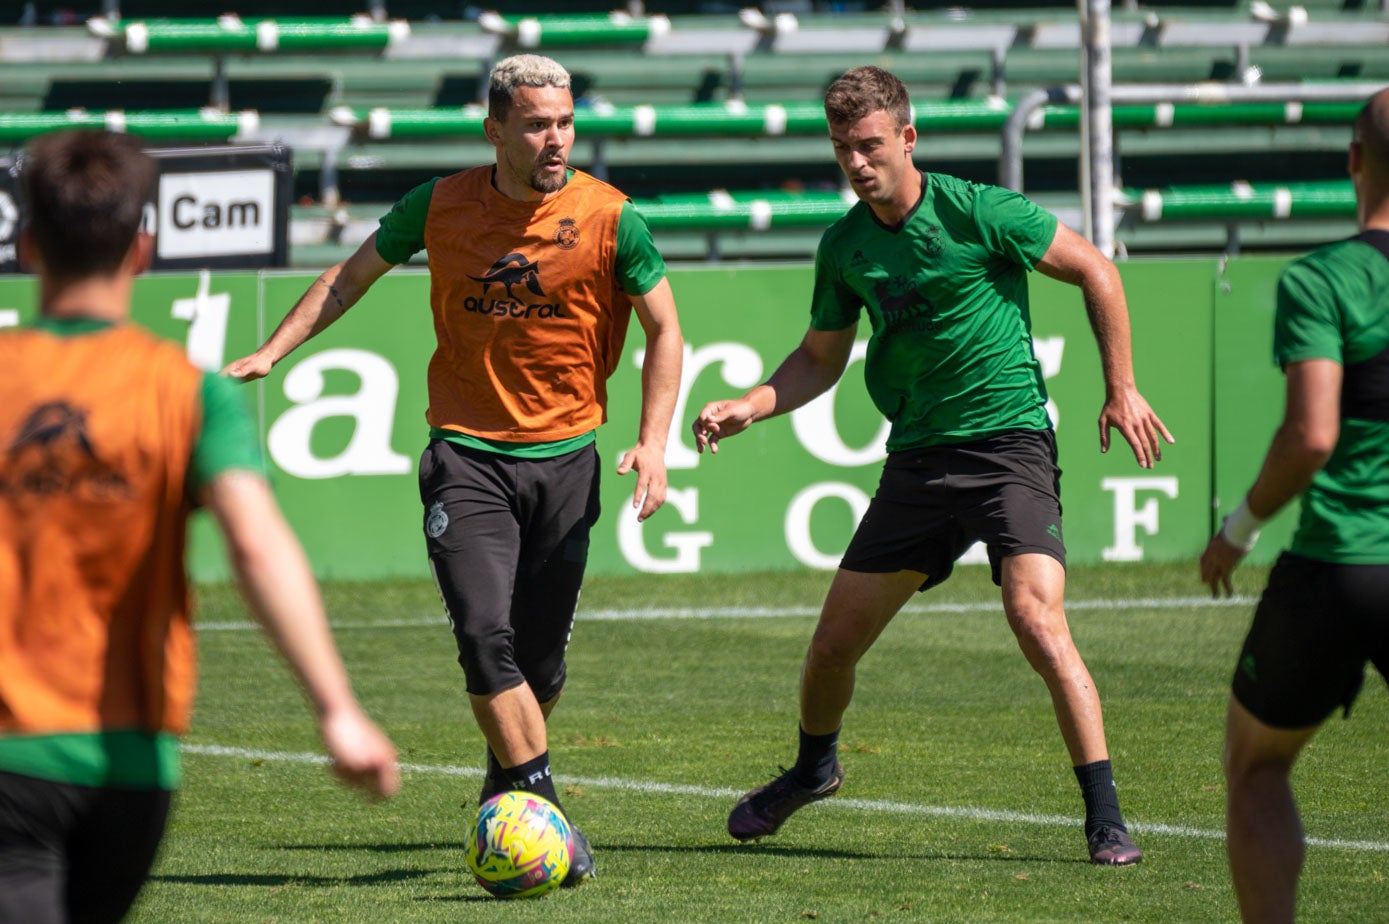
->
[157,169,274,259]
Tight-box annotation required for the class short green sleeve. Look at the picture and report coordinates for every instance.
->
[972,184,1059,269]
[809,229,861,331]
[1274,259,1344,368]
[375,178,438,265]
[616,201,667,296]
[191,373,263,492]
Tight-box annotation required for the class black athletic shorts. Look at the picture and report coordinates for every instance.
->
[0,771,171,924]
[1231,552,1389,729]
[418,439,600,700]
[840,429,1065,590]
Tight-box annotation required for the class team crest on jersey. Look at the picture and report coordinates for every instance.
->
[922,225,945,256]
[426,501,449,538]
[554,217,580,250]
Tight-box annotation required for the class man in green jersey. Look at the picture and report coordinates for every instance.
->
[693,66,1171,865]
[225,54,683,887]
[1200,89,1389,923]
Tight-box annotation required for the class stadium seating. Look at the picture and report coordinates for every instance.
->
[0,3,1384,262]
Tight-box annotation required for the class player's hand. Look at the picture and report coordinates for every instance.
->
[692,399,758,455]
[1099,386,1174,469]
[1199,533,1245,598]
[222,351,274,382]
[318,705,401,800]
[617,440,668,522]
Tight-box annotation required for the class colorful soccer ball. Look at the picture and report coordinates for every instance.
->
[465,791,573,898]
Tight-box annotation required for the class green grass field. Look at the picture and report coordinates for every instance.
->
[128,561,1387,923]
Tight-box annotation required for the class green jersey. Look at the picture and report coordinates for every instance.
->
[810,172,1059,452]
[1274,230,1389,564]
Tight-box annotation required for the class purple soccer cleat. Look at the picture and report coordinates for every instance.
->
[1087,825,1144,866]
[727,763,845,841]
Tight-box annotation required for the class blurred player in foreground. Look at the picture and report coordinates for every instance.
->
[0,129,399,924]
[694,66,1172,866]
[1200,88,1389,923]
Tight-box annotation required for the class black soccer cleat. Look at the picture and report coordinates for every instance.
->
[562,825,595,887]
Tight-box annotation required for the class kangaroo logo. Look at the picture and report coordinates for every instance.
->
[2,401,131,500]
[9,402,97,459]
[468,253,545,299]
[874,275,928,317]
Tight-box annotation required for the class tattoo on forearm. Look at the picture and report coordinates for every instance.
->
[316,276,347,311]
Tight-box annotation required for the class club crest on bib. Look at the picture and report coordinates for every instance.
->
[554,217,579,250]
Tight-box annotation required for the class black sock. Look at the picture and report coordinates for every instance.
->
[479,747,507,804]
[504,752,563,812]
[1074,760,1127,839]
[793,726,840,788]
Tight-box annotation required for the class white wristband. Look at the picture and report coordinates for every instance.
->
[1219,499,1265,552]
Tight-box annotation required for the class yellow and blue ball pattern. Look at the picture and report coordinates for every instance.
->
[465,791,573,898]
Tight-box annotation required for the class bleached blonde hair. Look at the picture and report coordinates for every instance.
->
[488,54,572,121]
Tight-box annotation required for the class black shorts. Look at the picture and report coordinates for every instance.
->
[1231,552,1389,729]
[0,771,171,924]
[419,439,600,700]
[840,429,1065,590]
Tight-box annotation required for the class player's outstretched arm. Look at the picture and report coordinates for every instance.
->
[693,325,855,455]
[202,469,401,799]
[618,277,684,522]
[1035,224,1174,468]
[222,234,393,382]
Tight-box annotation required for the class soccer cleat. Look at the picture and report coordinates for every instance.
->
[561,825,595,887]
[727,763,844,841]
[1087,825,1143,866]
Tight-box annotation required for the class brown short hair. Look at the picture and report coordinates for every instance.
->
[824,66,912,131]
[1353,88,1389,173]
[21,130,154,280]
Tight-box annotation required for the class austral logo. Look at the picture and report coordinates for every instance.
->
[554,217,580,250]
[463,252,570,320]
[0,401,132,500]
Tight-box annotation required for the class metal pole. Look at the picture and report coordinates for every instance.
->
[999,87,1076,192]
[1081,0,1116,257]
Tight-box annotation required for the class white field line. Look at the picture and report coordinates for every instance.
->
[196,594,1258,631]
[181,743,1389,854]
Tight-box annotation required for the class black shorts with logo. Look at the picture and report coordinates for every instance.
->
[418,439,600,700]
[841,429,1065,590]
[0,771,171,924]
[1231,552,1389,729]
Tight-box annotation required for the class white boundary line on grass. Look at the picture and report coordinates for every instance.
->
[196,594,1259,631]
[181,743,1389,854]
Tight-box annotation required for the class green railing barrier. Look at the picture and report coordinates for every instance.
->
[330,98,1361,141]
[620,181,1355,232]
[1126,180,1356,221]
[476,11,670,48]
[87,15,410,54]
[1039,100,1365,130]
[0,109,256,143]
[632,190,854,231]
